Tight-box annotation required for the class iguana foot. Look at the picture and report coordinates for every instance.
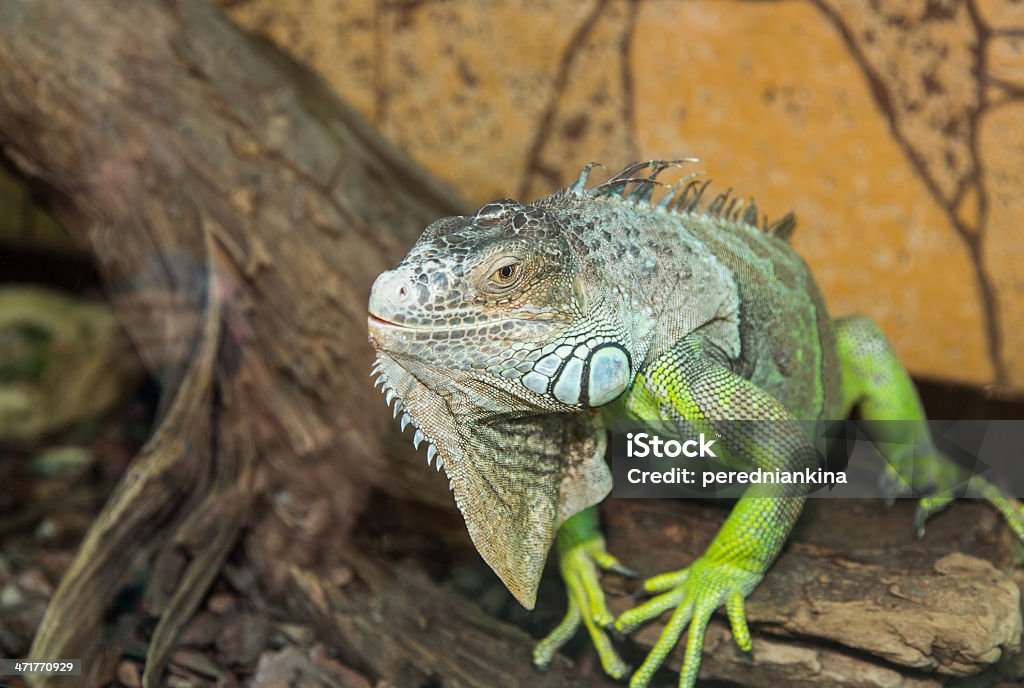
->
[903,465,1024,543]
[533,535,634,679]
[884,450,1011,536]
[615,556,759,688]
[890,451,964,536]
[878,450,962,508]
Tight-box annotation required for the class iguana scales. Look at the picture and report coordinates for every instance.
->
[366,160,1024,687]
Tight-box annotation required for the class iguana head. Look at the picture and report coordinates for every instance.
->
[367,169,657,607]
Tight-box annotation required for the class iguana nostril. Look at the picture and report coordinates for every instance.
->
[369,270,414,320]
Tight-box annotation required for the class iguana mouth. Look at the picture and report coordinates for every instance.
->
[368,314,557,335]
[368,313,406,328]
[367,314,456,334]
[362,315,405,329]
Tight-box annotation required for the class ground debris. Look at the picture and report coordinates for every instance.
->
[251,644,372,688]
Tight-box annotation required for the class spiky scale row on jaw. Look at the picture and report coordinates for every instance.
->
[370,361,450,477]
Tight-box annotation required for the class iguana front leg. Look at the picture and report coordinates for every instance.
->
[534,506,633,679]
[615,336,819,688]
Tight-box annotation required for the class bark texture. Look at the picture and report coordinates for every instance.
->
[0,1,1020,687]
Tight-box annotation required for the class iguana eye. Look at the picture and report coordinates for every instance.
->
[477,256,526,296]
[486,260,522,288]
[493,264,518,282]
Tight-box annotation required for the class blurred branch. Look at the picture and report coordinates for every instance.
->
[0,0,464,685]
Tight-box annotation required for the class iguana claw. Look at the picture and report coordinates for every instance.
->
[914,493,955,536]
[878,465,912,508]
[877,449,965,534]
[615,557,759,688]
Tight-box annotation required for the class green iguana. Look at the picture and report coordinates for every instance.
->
[366,160,1024,687]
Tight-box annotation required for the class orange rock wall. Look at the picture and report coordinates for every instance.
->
[218,0,1024,394]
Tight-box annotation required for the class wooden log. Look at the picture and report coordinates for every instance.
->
[602,499,1022,686]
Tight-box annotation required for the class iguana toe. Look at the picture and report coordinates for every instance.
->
[914,493,955,537]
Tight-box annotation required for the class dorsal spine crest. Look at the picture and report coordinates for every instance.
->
[570,159,797,241]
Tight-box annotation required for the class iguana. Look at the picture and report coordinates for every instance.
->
[366,160,1024,687]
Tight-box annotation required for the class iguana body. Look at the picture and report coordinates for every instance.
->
[367,161,1024,687]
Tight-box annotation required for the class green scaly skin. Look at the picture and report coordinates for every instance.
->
[543,317,1024,688]
[367,160,1024,687]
